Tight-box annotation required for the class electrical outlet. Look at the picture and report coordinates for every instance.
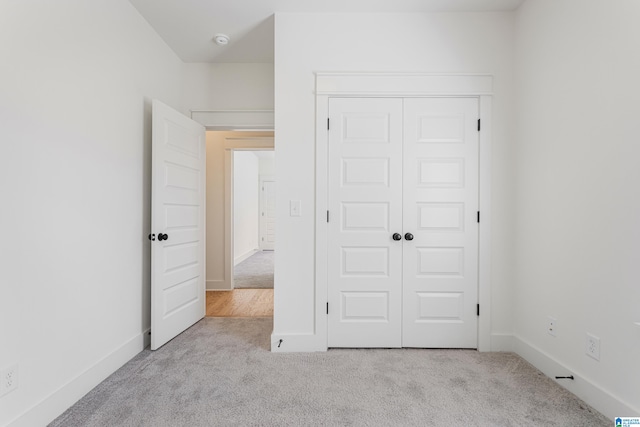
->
[585,333,600,361]
[547,316,557,336]
[0,364,19,397]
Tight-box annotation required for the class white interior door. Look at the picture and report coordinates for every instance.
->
[151,100,206,350]
[402,98,479,348]
[327,98,403,348]
[260,179,276,250]
[327,97,479,349]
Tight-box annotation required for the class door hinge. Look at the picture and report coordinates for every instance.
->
[477,304,480,316]
[477,119,481,131]
[477,211,480,223]
[327,302,329,314]
[327,210,330,223]
[327,118,330,130]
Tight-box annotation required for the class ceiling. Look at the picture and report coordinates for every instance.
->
[130,0,525,63]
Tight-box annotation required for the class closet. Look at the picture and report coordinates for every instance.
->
[327,97,479,348]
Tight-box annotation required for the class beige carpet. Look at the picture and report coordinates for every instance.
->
[50,318,608,427]
[234,250,274,289]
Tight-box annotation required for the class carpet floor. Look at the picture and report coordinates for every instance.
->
[234,250,274,289]
[50,318,608,427]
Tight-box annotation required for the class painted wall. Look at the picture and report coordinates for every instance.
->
[513,0,640,417]
[259,155,276,177]
[233,152,260,263]
[0,1,184,425]
[273,13,516,341]
[182,63,274,111]
[205,131,226,290]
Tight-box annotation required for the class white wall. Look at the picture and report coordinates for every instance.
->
[183,63,274,111]
[0,1,184,425]
[233,152,260,262]
[273,13,516,340]
[259,155,276,177]
[513,0,640,417]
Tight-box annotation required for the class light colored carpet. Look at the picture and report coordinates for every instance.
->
[50,318,608,427]
[234,250,274,289]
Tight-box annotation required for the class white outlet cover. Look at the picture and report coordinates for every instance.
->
[0,364,19,397]
[547,316,557,337]
[585,333,600,361]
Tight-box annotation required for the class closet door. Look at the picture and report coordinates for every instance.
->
[327,98,403,347]
[402,98,479,348]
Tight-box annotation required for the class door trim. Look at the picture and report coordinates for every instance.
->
[314,73,493,351]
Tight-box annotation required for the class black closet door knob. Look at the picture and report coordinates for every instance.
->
[148,234,156,241]
[158,233,169,241]
[392,233,402,241]
[404,233,414,241]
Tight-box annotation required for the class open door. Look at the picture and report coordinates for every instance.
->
[151,100,206,350]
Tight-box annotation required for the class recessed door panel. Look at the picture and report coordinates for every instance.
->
[342,203,389,232]
[418,159,465,188]
[416,292,464,321]
[342,113,391,144]
[417,203,464,231]
[417,114,465,143]
[341,292,389,321]
[341,247,389,277]
[342,158,390,187]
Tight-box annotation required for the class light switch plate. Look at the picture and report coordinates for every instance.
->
[290,200,301,217]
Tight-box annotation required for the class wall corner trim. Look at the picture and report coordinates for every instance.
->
[513,335,639,419]
[7,331,146,427]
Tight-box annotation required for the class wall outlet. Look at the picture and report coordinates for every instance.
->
[0,364,19,397]
[585,333,600,361]
[547,316,557,336]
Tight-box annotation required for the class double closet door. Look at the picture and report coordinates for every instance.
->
[327,98,479,348]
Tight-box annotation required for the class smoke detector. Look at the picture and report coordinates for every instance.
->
[213,34,230,46]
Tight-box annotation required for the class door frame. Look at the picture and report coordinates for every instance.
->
[206,131,274,290]
[314,73,493,351]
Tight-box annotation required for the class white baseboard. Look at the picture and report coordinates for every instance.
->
[7,331,146,427]
[234,249,258,266]
[206,279,230,290]
[513,335,638,419]
[490,333,515,351]
[270,332,326,352]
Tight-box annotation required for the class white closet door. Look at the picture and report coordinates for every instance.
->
[327,98,404,347]
[402,98,479,348]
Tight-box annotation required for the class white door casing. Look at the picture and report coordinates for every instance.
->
[326,97,479,348]
[327,98,404,347]
[402,98,479,348]
[260,178,276,250]
[151,100,206,350]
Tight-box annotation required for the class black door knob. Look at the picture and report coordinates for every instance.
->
[392,233,402,241]
[148,234,156,241]
[158,233,169,241]
[404,233,414,241]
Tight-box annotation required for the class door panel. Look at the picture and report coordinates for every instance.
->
[402,98,478,348]
[151,100,206,350]
[327,98,403,348]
